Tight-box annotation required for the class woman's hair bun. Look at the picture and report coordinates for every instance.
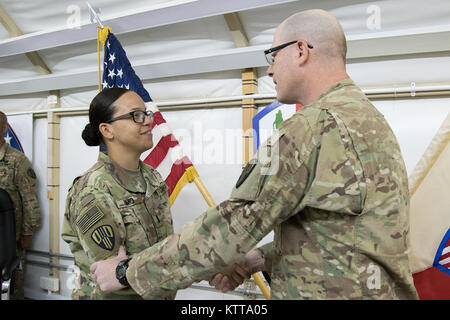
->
[81,123,101,146]
[83,87,130,147]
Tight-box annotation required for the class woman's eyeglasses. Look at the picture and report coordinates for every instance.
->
[105,110,154,124]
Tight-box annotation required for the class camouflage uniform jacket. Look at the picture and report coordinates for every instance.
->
[126,79,419,300]
[0,143,40,241]
[61,152,175,300]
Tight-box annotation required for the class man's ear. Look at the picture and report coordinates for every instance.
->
[99,123,113,141]
[297,40,310,66]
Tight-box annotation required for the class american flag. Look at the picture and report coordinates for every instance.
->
[101,31,193,203]
[435,230,450,272]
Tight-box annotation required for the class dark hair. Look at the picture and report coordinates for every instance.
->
[0,111,6,132]
[81,87,130,146]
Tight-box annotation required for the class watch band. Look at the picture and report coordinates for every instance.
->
[116,258,131,287]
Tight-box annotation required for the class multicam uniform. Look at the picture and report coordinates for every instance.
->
[62,152,175,300]
[125,79,419,300]
[0,143,41,300]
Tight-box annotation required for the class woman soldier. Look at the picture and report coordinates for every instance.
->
[62,88,176,300]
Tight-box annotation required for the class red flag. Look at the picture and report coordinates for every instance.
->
[409,113,450,299]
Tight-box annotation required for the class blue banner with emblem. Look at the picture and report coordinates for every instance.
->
[3,114,33,161]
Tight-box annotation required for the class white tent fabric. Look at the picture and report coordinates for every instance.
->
[1,0,450,111]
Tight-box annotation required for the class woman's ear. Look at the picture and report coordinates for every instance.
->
[99,123,113,141]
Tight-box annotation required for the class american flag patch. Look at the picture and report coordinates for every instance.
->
[76,205,104,234]
[433,229,450,275]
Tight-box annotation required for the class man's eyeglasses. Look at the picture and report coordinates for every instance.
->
[264,40,313,65]
[106,110,154,124]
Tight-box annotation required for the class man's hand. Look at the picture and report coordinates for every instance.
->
[90,245,128,293]
[209,249,265,293]
[209,262,250,292]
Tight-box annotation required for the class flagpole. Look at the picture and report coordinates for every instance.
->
[185,167,270,300]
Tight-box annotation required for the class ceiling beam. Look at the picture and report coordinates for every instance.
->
[224,12,249,48]
[0,4,51,75]
[0,24,450,96]
[0,0,297,58]
[346,27,450,60]
[1,27,449,96]
[0,45,267,96]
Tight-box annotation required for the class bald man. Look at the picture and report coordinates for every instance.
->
[91,10,419,299]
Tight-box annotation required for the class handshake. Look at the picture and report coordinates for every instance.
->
[209,249,265,292]
[90,247,265,294]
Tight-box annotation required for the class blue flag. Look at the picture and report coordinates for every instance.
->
[4,125,23,153]
[102,31,151,103]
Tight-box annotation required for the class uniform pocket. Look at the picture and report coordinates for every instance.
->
[122,212,140,226]
[116,195,145,227]
[146,183,173,238]
[0,162,16,191]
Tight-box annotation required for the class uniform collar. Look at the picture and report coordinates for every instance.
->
[97,152,147,193]
[306,78,356,108]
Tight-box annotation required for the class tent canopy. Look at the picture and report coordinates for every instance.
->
[0,0,450,112]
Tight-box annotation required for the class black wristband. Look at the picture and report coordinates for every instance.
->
[116,258,131,287]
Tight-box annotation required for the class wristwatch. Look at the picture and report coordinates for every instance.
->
[116,258,131,287]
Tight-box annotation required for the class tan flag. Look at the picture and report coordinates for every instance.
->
[409,112,450,299]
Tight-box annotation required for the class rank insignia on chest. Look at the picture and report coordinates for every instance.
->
[91,225,115,251]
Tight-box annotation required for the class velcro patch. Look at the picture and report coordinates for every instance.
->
[236,162,256,188]
[76,205,104,234]
[91,225,115,251]
[27,168,37,179]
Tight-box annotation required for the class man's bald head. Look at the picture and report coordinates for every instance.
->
[277,9,347,63]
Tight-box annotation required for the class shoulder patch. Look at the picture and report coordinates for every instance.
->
[236,162,257,188]
[91,225,115,251]
[76,205,105,234]
[27,167,36,179]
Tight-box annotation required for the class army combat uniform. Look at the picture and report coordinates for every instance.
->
[62,152,176,300]
[125,79,419,300]
[0,143,41,300]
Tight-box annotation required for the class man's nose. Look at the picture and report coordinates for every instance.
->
[266,64,274,77]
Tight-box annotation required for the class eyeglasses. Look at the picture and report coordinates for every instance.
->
[264,40,313,65]
[105,110,154,124]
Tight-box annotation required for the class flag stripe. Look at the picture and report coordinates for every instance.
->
[440,251,450,261]
[145,102,160,113]
[165,156,193,195]
[152,145,185,180]
[439,257,450,266]
[149,122,172,152]
[443,246,450,255]
[152,111,167,127]
[145,134,180,168]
